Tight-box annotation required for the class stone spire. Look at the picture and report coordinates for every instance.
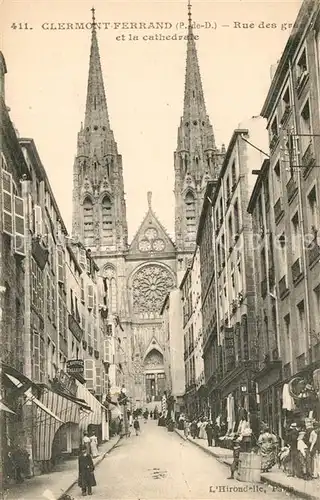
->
[183,0,208,125]
[84,7,110,131]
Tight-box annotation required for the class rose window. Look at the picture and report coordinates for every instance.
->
[132,265,174,318]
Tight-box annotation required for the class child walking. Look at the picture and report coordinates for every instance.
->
[228,440,241,479]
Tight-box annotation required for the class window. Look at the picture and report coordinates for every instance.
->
[234,200,240,233]
[231,161,236,187]
[282,86,290,109]
[270,116,278,140]
[297,300,306,354]
[31,258,44,316]
[284,314,291,366]
[261,248,267,280]
[226,176,230,201]
[297,48,308,79]
[83,197,94,245]
[307,186,318,233]
[228,215,233,246]
[300,99,312,154]
[102,195,113,243]
[185,192,196,236]
[291,212,300,259]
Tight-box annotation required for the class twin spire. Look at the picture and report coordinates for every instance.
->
[84,7,110,132]
[84,3,207,137]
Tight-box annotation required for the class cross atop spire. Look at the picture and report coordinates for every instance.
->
[84,8,110,131]
[147,191,152,210]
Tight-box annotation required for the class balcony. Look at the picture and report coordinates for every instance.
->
[279,275,289,299]
[286,176,298,203]
[291,257,303,285]
[308,239,320,267]
[302,143,316,179]
[261,279,267,298]
[68,314,83,342]
[280,105,291,126]
[269,134,279,153]
[274,198,284,224]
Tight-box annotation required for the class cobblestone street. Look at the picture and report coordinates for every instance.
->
[68,421,294,499]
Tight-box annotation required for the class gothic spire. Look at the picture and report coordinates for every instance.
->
[183,0,207,123]
[84,8,110,131]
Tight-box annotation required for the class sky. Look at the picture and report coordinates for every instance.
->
[2,0,302,241]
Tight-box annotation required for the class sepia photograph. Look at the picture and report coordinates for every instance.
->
[0,0,320,498]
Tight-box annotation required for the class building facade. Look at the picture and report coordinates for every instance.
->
[208,119,268,431]
[196,181,217,418]
[253,0,320,435]
[161,289,185,414]
[70,6,222,407]
[0,51,33,478]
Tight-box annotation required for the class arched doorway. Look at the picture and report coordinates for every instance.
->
[143,349,165,403]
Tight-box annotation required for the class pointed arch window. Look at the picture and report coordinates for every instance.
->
[185,192,196,236]
[83,197,94,245]
[102,195,113,243]
[103,267,117,314]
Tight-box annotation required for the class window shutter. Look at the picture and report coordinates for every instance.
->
[80,277,85,303]
[96,366,101,395]
[79,249,86,269]
[47,273,51,319]
[86,257,91,275]
[81,313,86,332]
[84,359,94,390]
[88,319,92,346]
[87,284,94,309]
[94,326,98,350]
[58,294,63,336]
[13,195,26,255]
[57,247,64,284]
[2,169,13,235]
[104,339,111,363]
[33,331,40,382]
[52,284,56,325]
[34,205,43,236]
[40,336,45,383]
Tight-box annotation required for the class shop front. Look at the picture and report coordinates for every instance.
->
[254,358,282,438]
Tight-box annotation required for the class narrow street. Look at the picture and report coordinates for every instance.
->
[68,420,293,499]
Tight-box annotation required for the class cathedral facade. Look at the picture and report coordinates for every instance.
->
[71,6,223,406]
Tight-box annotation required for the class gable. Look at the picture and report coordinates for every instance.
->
[128,199,176,256]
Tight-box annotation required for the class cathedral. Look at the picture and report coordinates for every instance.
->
[71,4,223,405]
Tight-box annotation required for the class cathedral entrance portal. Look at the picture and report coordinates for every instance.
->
[144,349,165,403]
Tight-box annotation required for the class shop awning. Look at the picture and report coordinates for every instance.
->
[75,380,106,428]
[0,400,16,414]
[5,373,63,422]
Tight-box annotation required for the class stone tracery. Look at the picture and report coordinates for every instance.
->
[132,264,175,318]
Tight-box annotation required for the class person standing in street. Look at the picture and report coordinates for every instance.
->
[134,417,140,436]
[78,446,96,496]
[228,440,241,479]
[89,431,99,458]
[206,421,214,447]
[82,431,91,455]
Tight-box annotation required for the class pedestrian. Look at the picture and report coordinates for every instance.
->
[143,409,149,423]
[206,420,214,447]
[190,420,197,439]
[134,417,140,436]
[78,445,96,496]
[184,419,190,439]
[257,425,278,472]
[227,439,241,479]
[82,431,91,455]
[89,431,99,458]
